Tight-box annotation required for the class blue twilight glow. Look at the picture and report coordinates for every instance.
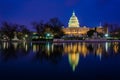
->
[0,0,120,30]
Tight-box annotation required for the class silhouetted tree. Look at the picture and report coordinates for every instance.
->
[87,30,96,38]
[32,20,44,35]
[0,22,18,40]
[18,25,31,40]
[0,22,31,40]
[32,18,65,38]
[43,23,54,36]
[48,18,64,38]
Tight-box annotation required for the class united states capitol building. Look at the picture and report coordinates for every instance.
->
[62,11,107,37]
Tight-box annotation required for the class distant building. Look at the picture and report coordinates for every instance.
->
[62,11,107,37]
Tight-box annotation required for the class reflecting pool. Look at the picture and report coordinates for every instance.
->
[0,41,120,80]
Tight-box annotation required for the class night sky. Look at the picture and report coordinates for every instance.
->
[0,0,120,29]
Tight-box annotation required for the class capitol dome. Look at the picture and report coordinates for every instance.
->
[68,11,80,28]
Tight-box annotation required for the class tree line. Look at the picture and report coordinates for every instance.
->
[0,18,64,40]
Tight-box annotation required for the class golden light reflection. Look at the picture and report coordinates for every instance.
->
[81,43,88,57]
[73,43,77,53]
[78,43,82,53]
[12,42,18,50]
[96,44,102,60]
[3,42,9,49]
[63,43,88,71]
[33,44,39,53]
[52,44,54,53]
[113,42,119,53]
[46,43,50,55]
[33,44,36,52]
[68,53,79,71]
[25,43,28,51]
[23,42,28,51]
[63,43,88,57]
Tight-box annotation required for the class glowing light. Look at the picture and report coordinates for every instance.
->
[46,43,51,55]
[25,34,28,38]
[52,44,54,53]
[46,33,50,37]
[105,34,108,37]
[81,43,88,57]
[68,11,80,28]
[33,44,37,53]
[12,42,18,50]
[3,42,8,49]
[96,44,102,61]
[105,42,108,52]
[25,44,28,51]
[68,53,79,71]
[113,42,119,53]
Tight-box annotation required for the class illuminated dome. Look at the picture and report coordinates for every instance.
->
[68,11,80,28]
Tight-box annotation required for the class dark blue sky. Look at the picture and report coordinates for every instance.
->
[0,0,120,29]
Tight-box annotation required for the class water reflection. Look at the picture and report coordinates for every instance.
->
[32,43,63,64]
[23,41,28,51]
[2,42,9,49]
[0,42,30,61]
[0,42,120,71]
[64,43,88,71]
[113,42,119,53]
[12,42,18,50]
[68,53,79,71]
